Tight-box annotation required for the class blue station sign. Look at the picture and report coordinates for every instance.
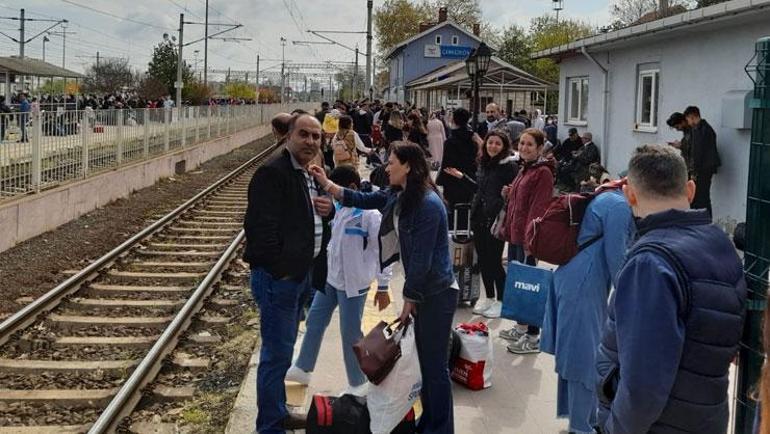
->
[440,45,473,59]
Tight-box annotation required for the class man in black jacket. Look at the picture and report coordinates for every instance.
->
[684,106,720,217]
[243,113,333,433]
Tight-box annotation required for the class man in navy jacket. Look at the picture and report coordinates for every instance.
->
[596,144,746,434]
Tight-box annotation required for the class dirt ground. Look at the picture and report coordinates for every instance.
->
[0,134,274,316]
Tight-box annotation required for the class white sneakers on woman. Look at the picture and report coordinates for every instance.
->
[472,299,503,318]
[285,365,311,385]
[472,298,493,315]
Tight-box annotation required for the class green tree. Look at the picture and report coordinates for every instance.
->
[374,0,431,56]
[137,76,168,101]
[610,0,691,26]
[146,39,194,97]
[496,24,533,73]
[185,81,213,105]
[224,81,256,100]
[528,15,594,84]
[421,0,482,28]
[83,58,136,94]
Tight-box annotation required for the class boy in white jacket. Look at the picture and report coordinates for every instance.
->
[287,165,392,395]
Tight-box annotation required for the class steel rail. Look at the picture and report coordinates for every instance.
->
[0,141,278,346]
[89,229,245,433]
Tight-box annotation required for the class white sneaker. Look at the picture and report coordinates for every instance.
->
[482,301,502,318]
[344,382,370,397]
[285,365,311,385]
[472,298,494,315]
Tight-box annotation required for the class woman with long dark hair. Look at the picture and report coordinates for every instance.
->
[309,141,457,434]
[443,130,518,318]
[500,128,555,354]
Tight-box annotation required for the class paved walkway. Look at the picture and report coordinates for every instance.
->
[226,261,569,434]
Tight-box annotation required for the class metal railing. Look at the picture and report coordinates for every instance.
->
[0,103,314,203]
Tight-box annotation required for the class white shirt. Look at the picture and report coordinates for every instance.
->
[327,204,392,298]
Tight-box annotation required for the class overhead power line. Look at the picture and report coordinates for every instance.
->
[60,0,174,31]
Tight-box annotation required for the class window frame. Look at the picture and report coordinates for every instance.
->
[435,35,442,45]
[635,69,660,133]
[566,76,589,126]
[452,35,459,45]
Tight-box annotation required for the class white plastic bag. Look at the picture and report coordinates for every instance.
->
[451,322,493,390]
[367,322,422,434]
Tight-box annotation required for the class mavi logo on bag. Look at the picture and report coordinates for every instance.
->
[514,281,540,293]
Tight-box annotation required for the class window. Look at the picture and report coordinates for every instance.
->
[435,35,442,45]
[452,35,459,45]
[636,69,660,131]
[567,77,589,124]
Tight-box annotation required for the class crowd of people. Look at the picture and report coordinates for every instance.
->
[242,98,752,434]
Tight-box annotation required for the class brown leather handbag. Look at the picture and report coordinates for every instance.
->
[353,319,406,385]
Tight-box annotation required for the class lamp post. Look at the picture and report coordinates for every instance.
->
[465,42,492,131]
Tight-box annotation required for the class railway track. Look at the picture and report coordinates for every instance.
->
[0,140,280,433]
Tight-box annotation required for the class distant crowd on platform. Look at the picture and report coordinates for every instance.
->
[241,97,751,434]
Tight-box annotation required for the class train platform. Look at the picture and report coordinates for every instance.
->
[226,264,569,434]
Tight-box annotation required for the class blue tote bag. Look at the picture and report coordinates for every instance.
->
[501,261,553,327]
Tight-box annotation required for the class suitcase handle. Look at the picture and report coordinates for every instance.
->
[451,203,473,238]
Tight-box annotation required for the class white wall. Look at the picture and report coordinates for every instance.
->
[557,18,768,227]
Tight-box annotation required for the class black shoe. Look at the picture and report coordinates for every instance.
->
[282,413,307,430]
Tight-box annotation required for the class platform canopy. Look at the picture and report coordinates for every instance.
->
[0,56,84,79]
[407,56,554,92]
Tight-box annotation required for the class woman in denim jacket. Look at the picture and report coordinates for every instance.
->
[310,141,457,434]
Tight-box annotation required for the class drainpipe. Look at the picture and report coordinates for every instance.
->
[580,46,610,167]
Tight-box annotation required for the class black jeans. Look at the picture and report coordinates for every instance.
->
[474,222,506,301]
[691,172,713,218]
[507,243,540,336]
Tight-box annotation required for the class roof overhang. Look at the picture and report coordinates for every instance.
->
[406,56,555,92]
[532,0,770,60]
[0,56,84,78]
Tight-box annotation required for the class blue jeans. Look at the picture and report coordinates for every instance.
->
[415,288,458,434]
[294,283,368,387]
[251,268,311,434]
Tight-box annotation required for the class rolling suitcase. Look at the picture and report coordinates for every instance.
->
[449,204,481,307]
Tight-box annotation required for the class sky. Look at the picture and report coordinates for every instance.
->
[2,0,612,82]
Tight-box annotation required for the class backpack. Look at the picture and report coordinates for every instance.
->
[333,132,354,163]
[524,179,625,265]
[307,394,370,434]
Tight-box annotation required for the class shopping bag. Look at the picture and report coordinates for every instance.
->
[451,322,493,390]
[501,261,553,327]
[353,320,404,385]
[367,321,422,434]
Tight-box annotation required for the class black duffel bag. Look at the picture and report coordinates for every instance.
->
[307,394,370,434]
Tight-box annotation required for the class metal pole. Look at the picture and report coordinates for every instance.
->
[62,26,66,68]
[280,37,286,104]
[175,13,184,110]
[366,0,373,100]
[203,0,208,87]
[255,54,260,103]
[354,47,359,100]
[19,8,24,58]
[42,37,46,62]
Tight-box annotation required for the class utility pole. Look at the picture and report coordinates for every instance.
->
[255,54,260,103]
[353,46,359,100]
[304,76,307,102]
[42,35,49,62]
[280,37,287,104]
[366,0,373,101]
[0,9,67,59]
[203,0,209,87]
[19,8,23,58]
[175,13,184,109]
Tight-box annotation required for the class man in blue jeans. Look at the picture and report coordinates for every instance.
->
[243,113,333,433]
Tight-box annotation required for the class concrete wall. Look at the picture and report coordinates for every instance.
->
[556,16,769,227]
[0,124,271,253]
